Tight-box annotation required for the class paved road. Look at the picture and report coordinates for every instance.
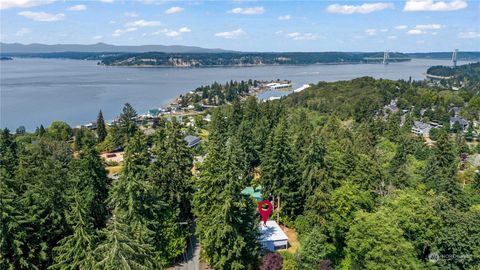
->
[173,223,200,270]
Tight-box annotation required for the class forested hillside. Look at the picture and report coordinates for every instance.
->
[99,52,410,67]
[1,75,480,269]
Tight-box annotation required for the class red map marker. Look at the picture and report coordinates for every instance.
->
[258,200,273,225]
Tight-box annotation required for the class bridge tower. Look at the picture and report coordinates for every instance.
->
[452,49,458,67]
[383,50,390,65]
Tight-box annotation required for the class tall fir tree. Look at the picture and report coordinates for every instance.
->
[193,136,260,270]
[68,144,109,228]
[423,129,465,207]
[149,119,193,219]
[118,103,138,146]
[96,110,107,142]
[93,210,158,270]
[49,194,96,270]
[261,119,300,217]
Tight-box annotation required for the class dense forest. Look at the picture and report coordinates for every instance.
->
[427,62,480,89]
[1,73,480,269]
[408,51,480,61]
[99,52,410,67]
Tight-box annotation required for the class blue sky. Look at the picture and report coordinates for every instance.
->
[1,0,479,52]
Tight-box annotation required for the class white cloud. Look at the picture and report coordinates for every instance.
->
[459,31,480,38]
[287,32,301,38]
[16,28,31,36]
[395,25,408,30]
[387,35,397,39]
[275,30,284,35]
[407,24,443,35]
[326,2,394,14]
[229,6,265,15]
[126,20,162,28]
[365,29,378,36]
[18,11,65,22]
[404,0,467,11]
[278,15,291,20]
[135,0,170,4]
[112,19,162,37]
[0,0,54,10]
[380,28,388,32]
[93,35,103,40]
[100,0,114,3]
[179,27,191,33]
[407,29,424,34]
[287,32,321,41]
[165,6,184,14]
[215,28,246,39]
[124,12,139,18]
[166,31,180,37]
[415,24,442,30]
[67,4,87,11]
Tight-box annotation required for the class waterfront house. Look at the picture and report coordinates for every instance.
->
[259,221,289,252]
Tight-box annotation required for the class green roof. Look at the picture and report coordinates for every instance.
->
[241,185,262,202]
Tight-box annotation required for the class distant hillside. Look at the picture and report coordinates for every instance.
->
[0,42,231,54]
[407,51,480,61]
[100,52,411,67]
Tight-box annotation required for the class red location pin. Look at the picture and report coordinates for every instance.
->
[258,200,273,226]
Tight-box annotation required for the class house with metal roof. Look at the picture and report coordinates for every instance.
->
[184,135,201,147]
[411,121,434,137]
[259,221,289,252]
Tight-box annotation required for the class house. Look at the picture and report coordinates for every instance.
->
[184,135,201,147]
[450,117,469,132]
[241,185,263,202]
[411,121,434,137]
[259,221,289,251]
[384,99,399,113]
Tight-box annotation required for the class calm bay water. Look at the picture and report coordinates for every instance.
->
[0,58,466,130]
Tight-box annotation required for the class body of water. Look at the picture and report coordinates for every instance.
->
[0,58,466,130]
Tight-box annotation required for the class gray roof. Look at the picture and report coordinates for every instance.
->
[450,116,469,127]
[184,135,201,147]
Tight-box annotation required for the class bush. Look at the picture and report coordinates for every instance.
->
[260,253,282,270]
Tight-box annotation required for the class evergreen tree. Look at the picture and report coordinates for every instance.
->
[49,194,96,270]
[0,168,30,270]
[261,119,300,216]
[388,136,411,188]
[423,129,465,206]
[297,227,335,269]
[194,136,260,270]
[149,119,193,219]
[96,110,107,142]
[118,103,138,146]
[300,133,326,200]
[68,144,109,228]
[16,139,72,268]
[109,131,184,267]
[93,211,158,270]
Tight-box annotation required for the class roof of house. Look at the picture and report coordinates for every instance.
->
[412,121,432,131]
[259,221,288,242]
[241,185,262,202]
[184,135,201,147]
[450,116,469,126]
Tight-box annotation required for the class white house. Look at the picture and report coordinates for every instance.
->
[259,221,289,251]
